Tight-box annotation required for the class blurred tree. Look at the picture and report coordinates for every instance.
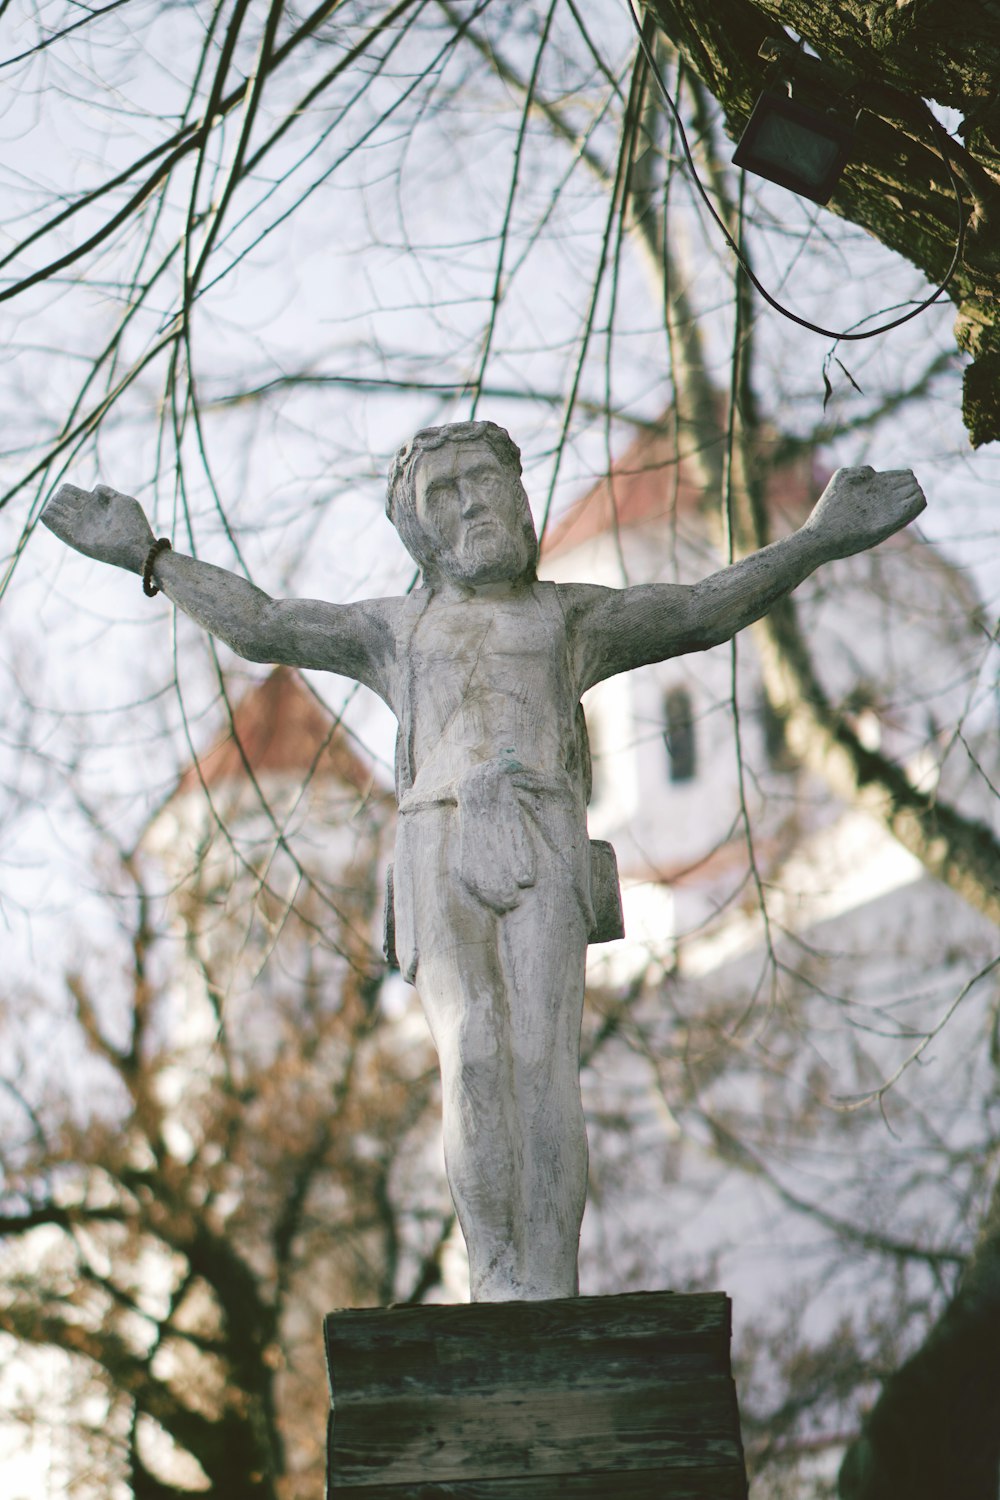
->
[0,675,448,1498]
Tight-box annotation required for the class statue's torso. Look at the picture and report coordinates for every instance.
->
[396,582,584,807]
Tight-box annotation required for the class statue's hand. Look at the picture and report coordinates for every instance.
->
[805,467,926,560]
[42,483,157,574]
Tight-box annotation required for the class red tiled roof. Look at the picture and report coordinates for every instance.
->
[175,666,379,797]
[542,421,818,558]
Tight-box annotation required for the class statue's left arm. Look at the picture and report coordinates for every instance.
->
[566,467,926,691]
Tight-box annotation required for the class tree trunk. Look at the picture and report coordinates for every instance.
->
[839,1169,1000,1499]
[753,595,1000,929]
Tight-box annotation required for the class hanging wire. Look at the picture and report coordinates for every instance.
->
[624,0,967,342]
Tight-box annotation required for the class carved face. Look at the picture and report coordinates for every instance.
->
[412,441,534,585]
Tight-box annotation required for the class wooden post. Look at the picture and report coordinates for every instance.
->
[325,1290,747,1498]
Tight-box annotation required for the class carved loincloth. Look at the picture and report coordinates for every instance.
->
[391,756,596,983]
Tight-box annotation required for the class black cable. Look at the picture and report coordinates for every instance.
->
[626,1,966,342]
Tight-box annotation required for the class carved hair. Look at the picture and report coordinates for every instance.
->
[386,420,539,584]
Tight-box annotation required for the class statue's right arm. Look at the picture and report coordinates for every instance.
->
[151,552,390,687]
[42,483,393,691]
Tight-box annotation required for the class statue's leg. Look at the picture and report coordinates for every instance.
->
[497,864,589,1301]
[423,940,526,1300]
[397,807,524,1299]
[397,802,591,1301]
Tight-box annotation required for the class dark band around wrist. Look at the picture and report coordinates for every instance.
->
[142,537,172,597]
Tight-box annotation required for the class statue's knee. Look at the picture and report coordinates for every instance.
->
[439,1026,506,1101]
[457,1048,503,1101]
[512,1041,577,1096]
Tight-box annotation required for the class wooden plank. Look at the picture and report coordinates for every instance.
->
[329,1336,729,1403]
[326,1291,732,1402]
[332,1381,742,1485]
[326,1292,747,1498]
[327,1291,731,1349]
[329,1463,748,1499]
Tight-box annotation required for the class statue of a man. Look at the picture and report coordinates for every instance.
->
[42,420,925,1301]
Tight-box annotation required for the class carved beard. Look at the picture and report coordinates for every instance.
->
[437,517,534,586]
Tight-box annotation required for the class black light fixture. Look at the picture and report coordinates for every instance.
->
[732,41,856,205]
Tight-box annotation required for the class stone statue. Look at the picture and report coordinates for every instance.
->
[42,421,926,1302]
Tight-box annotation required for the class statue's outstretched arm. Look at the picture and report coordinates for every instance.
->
[42,483,390,684]
[571,467,926,688]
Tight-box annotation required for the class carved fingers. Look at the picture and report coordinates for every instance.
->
[42,482,156,572]
[809,466,926,559]
[41,483,92,543]
[877,469,927,528]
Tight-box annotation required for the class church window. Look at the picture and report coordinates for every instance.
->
[664,686,696,782]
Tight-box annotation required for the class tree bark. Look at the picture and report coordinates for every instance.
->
[645,0,1000,444]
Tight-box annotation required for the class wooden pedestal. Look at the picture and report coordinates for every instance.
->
[325,1290,747,1498]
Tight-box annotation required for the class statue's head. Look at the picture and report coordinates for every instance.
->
[386,421,539,587]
